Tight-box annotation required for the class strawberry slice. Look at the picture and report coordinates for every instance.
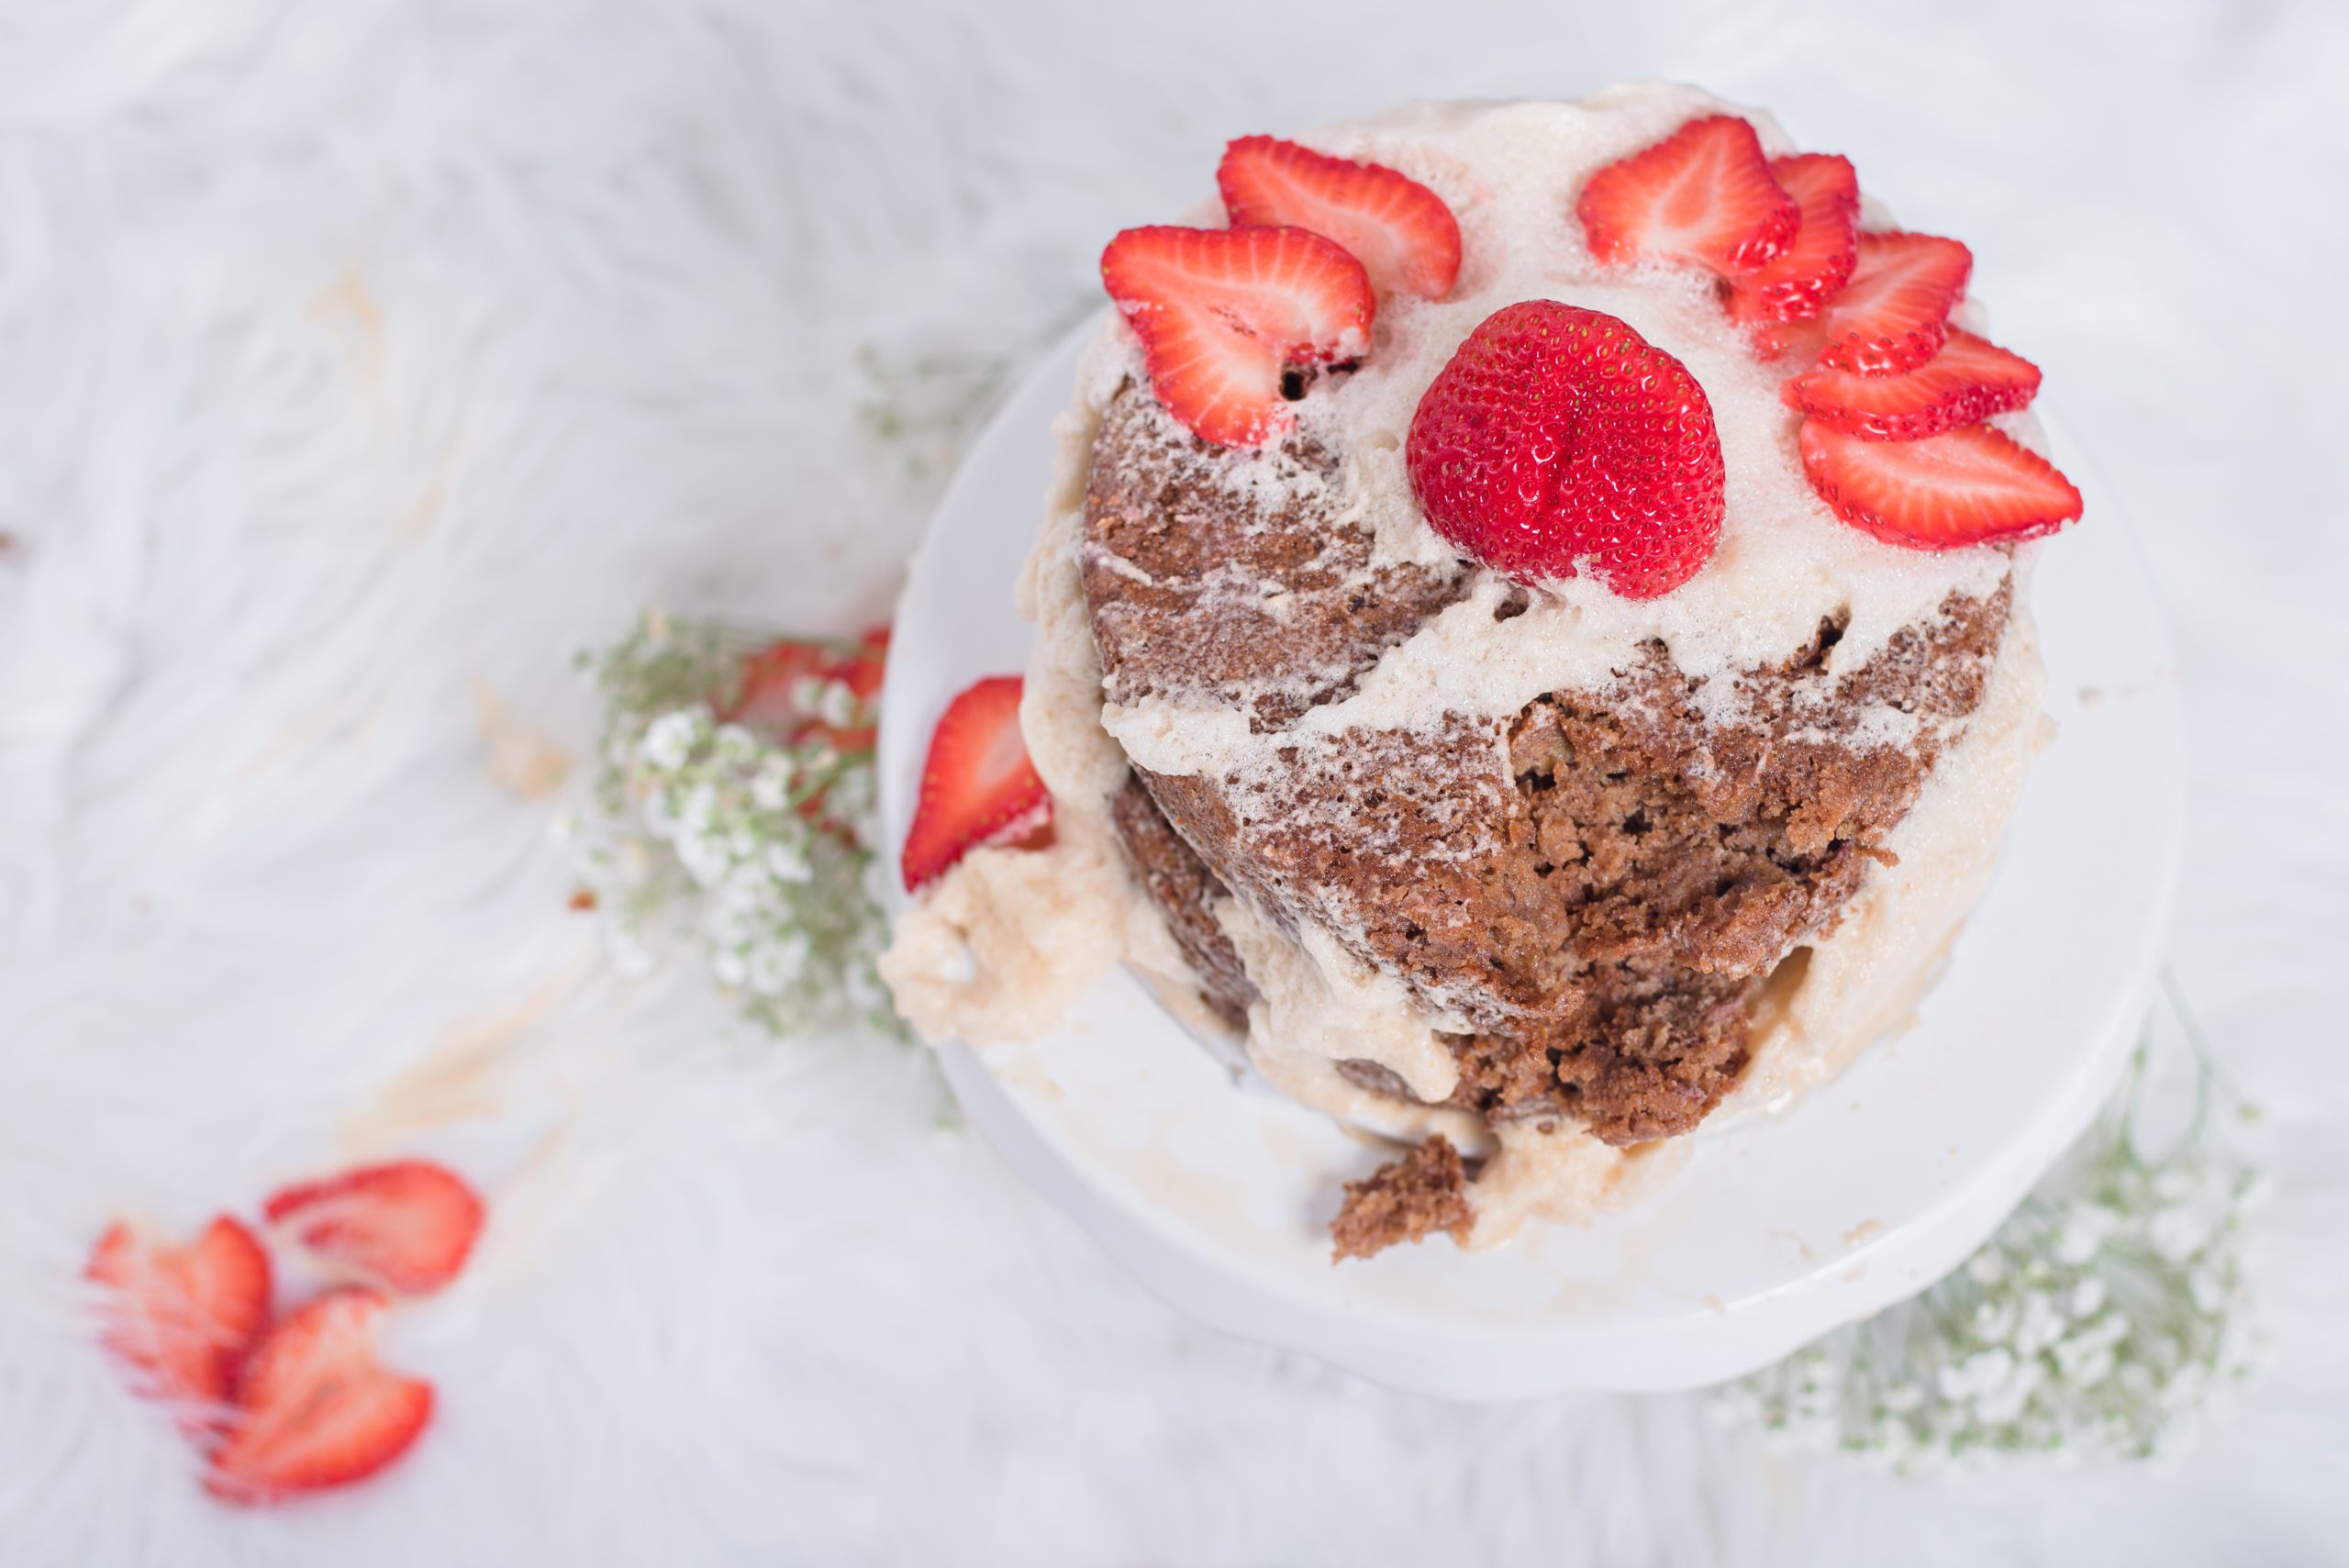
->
[1799,419,2081,549]
[1100,225,1375,448]
[88,1216,272,1422]
[1786,329,2042,440]
[264,1161,484,1297]
[206,1289,432,1505]
[1216,135,1462,299]
[1816,231,1972,375]
[811,627,889,753]
[728,639,828,739]
[1722,153,1858,330]
[729,627,889,753]
[901,675,1051,892]
[1575,115,1798,276]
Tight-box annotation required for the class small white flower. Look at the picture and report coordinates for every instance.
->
[676,828,731,889]
[2069,1277,2108,1319]
[1940,1348,2015,1403]
[2147,1204,2211,1262]
[1975,1357,2044,1425]
[2189,1266,2229,1315]
[2015,1292,2066,1357]
[2064,1348,2116,1389]
[822,680,869,732]
[710,949,748,987]
[2054,1202,2121,1265]
[641,708,704,773]
[751,755,797,810]
[1968,1251,2008,1287]
[747,932,811,996]
[712,722,762,765]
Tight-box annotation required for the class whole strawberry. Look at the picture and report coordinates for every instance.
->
[1405,301,1724,598]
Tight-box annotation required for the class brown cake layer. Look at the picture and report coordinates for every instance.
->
[1110,773,1256,1030]
[1330,1135,1473,1262]
[1084,378,2012,1255]
[1082,382,1469,729]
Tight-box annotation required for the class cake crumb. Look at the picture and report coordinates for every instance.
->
[1330,1134,1473,1262]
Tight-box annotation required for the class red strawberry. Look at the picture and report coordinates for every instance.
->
[1786,329,2042,440]
[1406,300,1724,598]
[1722,153,1858,330]
[1575,116,1798,276]
[1816,231,1972,375]
[206,1289,432,1505]
[730,628,889,754]
[813,627,890,752]
[1216,135,1462,299]
[1799,419,2082,549]
[901,675,1052,891]
[1101,225,1374,448]
[729,639,828,739]
[88,1216,272,1422]
[265,1161,484,1297]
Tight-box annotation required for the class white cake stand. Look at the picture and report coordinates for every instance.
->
[875,317,2185,1401]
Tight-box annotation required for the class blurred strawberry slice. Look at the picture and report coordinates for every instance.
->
[265,1161,484,1297]
[206,1289,432,1505]
[88,1215,272,1427]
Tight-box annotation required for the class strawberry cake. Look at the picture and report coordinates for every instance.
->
[880,83,2079,1260]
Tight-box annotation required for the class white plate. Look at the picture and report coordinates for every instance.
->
[877,318,2185,1400]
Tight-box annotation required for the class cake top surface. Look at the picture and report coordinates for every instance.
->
[1083,84,2030,788]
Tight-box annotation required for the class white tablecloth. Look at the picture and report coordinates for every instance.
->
[3,2,2343,1563]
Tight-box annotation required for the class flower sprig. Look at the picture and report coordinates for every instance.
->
[1717,979,2264,1469]
[560,610,900,1038]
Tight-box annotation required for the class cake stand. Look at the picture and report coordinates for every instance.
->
[875,317,2185,1400]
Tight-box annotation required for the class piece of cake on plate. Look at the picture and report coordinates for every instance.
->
[881,83,2080,1260]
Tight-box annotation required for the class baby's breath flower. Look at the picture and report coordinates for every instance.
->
[1722,979,2261,1470]
[568,610,904,1040]
[641,708,704,773]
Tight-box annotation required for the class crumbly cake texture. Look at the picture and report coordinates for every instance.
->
[1330,1135,1473,1262]
[1090,380,2016,1156]
[885,85,2053,1262]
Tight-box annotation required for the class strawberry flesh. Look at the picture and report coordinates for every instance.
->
[1406,300,1724,598]
[728,639,828,740]
[1799,419,2081,549]
[1101,225,1374,448]
[1723,153,1858,329]
[206,1289,433,1505]
[88,1216,272,1423]
[1786,329,2042,441]
[1217,135,1462,299]
[1817,230,1972,375]
[901,674,1052,891]
[1576,115,1798,276]
[730,627,889,754]
[264,1160,484,1297]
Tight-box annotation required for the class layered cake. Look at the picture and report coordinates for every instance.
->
[880,83,2079,1259]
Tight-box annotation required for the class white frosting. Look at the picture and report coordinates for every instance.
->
[883,84,2053,1251]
